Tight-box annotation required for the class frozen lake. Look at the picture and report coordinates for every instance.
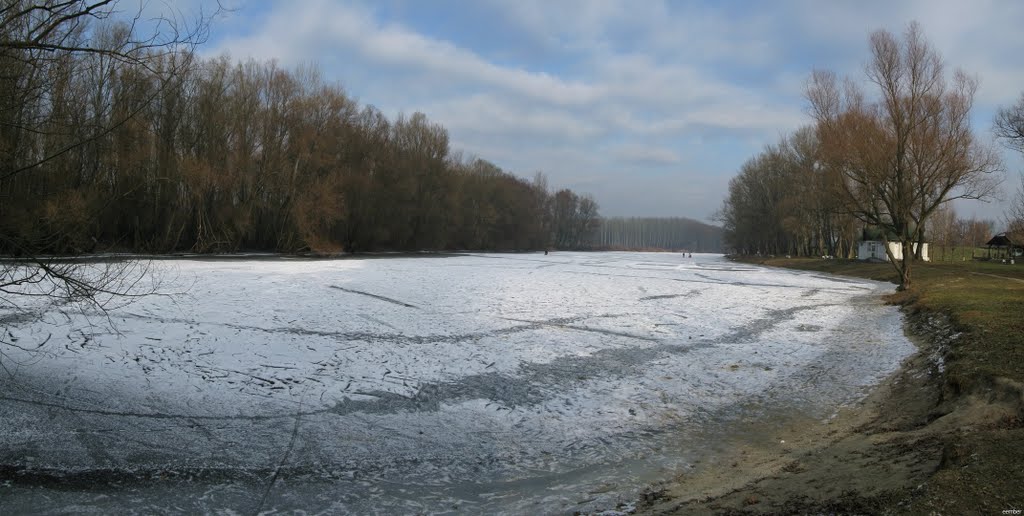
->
[0,252,914,514]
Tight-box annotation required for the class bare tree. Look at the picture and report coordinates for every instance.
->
[1,2,600,321]
[716,127,858,257]
[995,93,1024,246]
[1005,175,1024,245]
[994,92,1024,154]
[807,22,1002,289]
[928,205,958,261]
[549,189,600,250]
[964,218,995,249]
[0,1,218,315]
[0,1,217,182]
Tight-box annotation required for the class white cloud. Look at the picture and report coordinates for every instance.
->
[612,144,682,166]
[205,0,1022,222]
[785,0,1024,106]
[421,94,603,141]
[210,1,602,107]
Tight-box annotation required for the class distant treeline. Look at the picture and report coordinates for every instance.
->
[592,217,722,252]
[0,18,599,256]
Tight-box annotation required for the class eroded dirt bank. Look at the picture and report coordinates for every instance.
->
[634,305,1024,515]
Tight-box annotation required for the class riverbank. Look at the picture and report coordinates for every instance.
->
[636,257,1024,514]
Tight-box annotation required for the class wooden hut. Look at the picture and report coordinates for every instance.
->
[985,233,1023,261]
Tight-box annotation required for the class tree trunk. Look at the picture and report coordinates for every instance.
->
[899,240,914,289]
[882,239,913,290]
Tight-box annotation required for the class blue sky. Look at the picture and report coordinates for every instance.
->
[193,0,1023,224]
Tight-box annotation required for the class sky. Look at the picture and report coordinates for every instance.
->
[189,0,1022,225]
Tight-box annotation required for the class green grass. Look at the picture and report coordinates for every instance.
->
[927,245,1018,263]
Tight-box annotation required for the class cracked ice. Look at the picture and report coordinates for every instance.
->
[0,252,914,514]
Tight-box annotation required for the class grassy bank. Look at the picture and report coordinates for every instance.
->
[737,256,1024,514]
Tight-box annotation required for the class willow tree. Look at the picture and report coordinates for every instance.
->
[807,22,1001,289]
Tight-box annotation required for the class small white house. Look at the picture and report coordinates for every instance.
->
[858,240,930,262]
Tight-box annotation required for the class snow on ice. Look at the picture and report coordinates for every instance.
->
[0,252,915,514]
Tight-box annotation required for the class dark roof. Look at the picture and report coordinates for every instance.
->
[986,234,1016,247]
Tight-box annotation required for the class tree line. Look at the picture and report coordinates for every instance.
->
[716,126,859,258]
[718,23,1005,288]
[592,217,722,252]
[926,207,997,261]
[0,2,600,258]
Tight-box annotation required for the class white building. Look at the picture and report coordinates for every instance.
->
[857,240,930,262]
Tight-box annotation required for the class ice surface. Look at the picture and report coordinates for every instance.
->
[0,252,915,514]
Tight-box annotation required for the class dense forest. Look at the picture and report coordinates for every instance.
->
[0,3,602,257]
[592,217,722,252]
